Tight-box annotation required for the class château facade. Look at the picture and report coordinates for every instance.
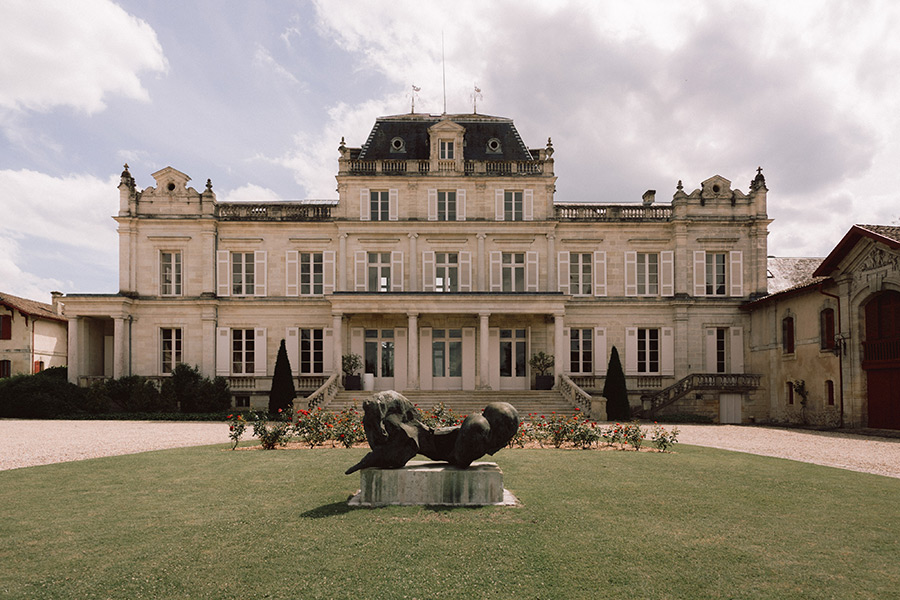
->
[64,112,770,420]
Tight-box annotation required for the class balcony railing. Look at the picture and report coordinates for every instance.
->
[863,338,900,364]
[555,203,673,221]
[217,203,334,221]
[343,159,549,176]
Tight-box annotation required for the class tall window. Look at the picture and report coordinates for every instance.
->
[502,253,526,292]
[569,253,592,296]
[715,328,727,373]
[435,253,459,292]
[365,329,394,377]
[300,253,323,296]
[637,328,660,374]
[33,361,44,374]
[570,328,593,374]
[367,253,392,292]
[706,253,727,296]
[161,328,182,374]
[0,360,10,378]
[160,251,182,296]
[786,382,794,405]
[0,315,10,340]
[500,329,527,378]
[820,308,835,351]
[439,139,454,160]
[437,191,456,221]
[637,253,659,296]
[782,316,795,354]
[504,191,524,221]
[300,329,324,374]
[231,252,255,296]
[231,329,255,375]
[432,329,462,377]
[370,190,389,221]
[826,380,835,406]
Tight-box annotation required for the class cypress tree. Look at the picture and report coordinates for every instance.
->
[269,339,296,414]
[602,346,631,421]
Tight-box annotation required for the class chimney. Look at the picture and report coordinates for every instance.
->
[50,291,63,315]
[642,190,656,205]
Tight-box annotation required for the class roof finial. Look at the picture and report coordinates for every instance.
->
[472,84,482,114]
[677,180,683,191]
[410,85,420,113]
[206,178,213,192]
[545,137,554,157]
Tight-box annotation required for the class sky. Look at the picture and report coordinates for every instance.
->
[2,0,899,302]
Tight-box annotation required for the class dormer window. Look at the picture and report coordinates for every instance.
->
[390,137,406,153]
[486,138,502,154]
[440,139,454,160]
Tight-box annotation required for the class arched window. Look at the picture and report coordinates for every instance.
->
[820,308,835,351]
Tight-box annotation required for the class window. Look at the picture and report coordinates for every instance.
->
[367,253,392,292]
[33,361,44,374]
[715,328,727,373]
[826,380,835,406]
[432,329,462,377]
[569,253,592,296]
[782,316,795,354]
[370,190,390,221]
[390,137,405,153]
[705,253,727,296]
[232,329,255,375]
[160,251,182,296]
[0,360,10,378]
[300,253,323,296]
[437,191,456,221]
[500,329,527,378]
[300,329,324,374]
[637,253,659,296]
[570,328,593,374]
[234,396,250,408]
[486,138,502,153]
[820,308,835,351]
[435,253,459,292]
[502,253,526,292]
[161,328,182,374]
[637,328,660,374]
[231,252,255,296]
[787,382,794,405]
[504,191,523,221]
[0,315,10,340]
[439,139,454,160]
[365,329,394,377]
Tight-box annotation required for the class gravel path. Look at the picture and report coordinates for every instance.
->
[1,420,899,479]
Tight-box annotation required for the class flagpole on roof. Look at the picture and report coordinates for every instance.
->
[442,31,447,115]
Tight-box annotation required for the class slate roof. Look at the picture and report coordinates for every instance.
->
[0,292,65,322]
[814,224,900,277]
[358,113,534,161]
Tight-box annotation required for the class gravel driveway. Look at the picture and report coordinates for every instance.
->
[2,420,899,478]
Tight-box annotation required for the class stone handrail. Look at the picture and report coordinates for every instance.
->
[645,373,762,417]
[217,203,334,221]
[554,203,673,221]
[558,373,592,412]
[343,159,548,176]
[304,372,340,410]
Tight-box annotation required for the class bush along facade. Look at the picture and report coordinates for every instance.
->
[161,364,231,413]
[269,339,296,414]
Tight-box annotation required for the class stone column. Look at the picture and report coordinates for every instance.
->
[478,312,491,389]
[67,317,80,384]
[477,233,487,292]
[407,312,419,390]
[332,312,343,377]
[338,233,348,292]
[113,317,128,379]
[554,312,565,380]
[408,232,419,291]
[201,306,216,377]
[201,230,216,296]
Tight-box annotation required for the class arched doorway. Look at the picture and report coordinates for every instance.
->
[862,291,900,429]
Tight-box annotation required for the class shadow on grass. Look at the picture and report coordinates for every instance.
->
[300,499,358,518]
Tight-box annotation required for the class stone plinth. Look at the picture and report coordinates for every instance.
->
[348,461,517,507]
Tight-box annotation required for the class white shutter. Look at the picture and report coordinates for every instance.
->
[523,189,534,221]
[254,251,267,296]
[490,251,502,291]
[625,328,638,375]
[705,328,718,373]
[286,327,299,376]
[594,251,607,297]
[360,189,370,221]
[661,327,674,376]
[322,251,335,294]
[216,327,230,375]
[557,251,570,293]
[495,189,505,221]
[422,251,436,292]
[355,250,367,291]
[391,250,403,291]
[427,189,438,221]
[730,251,743,297]
[594,327,607,375]
[217,250,230,297]
[694,251,706,296]
[456,189,466,221]
[625,251,637,296]
[459,251,472,292]
[254,328,267,376]
[661,251,674,297]
[526,251,539,292]
[388,189,399,221]
[323,327,334,373]
[285,251,299,296]
[731,327,744,374]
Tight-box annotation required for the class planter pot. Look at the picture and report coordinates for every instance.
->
[344,375,362,390]
[534,375,554,390]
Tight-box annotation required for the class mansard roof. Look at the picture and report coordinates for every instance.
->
[0,292,65,323]
[813,224,900,277]
[357,113,533,161]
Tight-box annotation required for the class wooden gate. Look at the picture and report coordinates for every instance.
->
[863,291,900,429]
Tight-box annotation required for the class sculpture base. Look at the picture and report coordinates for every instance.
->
[348,461,518,507]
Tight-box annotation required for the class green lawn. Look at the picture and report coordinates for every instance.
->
[1,444,898,599]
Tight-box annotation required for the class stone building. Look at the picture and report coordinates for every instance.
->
[0,292,68,378]
[64,111,769,420]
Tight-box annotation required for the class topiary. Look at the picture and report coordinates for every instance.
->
[269,339,296,415]
[603,346,631,421]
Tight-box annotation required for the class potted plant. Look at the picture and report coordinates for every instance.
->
[530,351,555,390]
[342,353,363,390]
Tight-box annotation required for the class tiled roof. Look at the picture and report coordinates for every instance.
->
[814,224,900,277]
[0,292,65,322]
[767,257,826,294]
[857,224,900,243]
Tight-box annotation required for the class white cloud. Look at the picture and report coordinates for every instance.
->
[219,183,283,203]
[0,236,65,302]
[0,0,167,115]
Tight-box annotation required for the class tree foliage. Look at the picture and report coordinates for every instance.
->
[269,339,296,414]
[603,346,631,421]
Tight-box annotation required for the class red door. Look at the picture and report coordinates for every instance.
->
[863,291,900,429]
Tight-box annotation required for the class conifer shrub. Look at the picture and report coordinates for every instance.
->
[603,346,631,421]
[269,339,296,414]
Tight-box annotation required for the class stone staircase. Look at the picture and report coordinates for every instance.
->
[324,389,579,420]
